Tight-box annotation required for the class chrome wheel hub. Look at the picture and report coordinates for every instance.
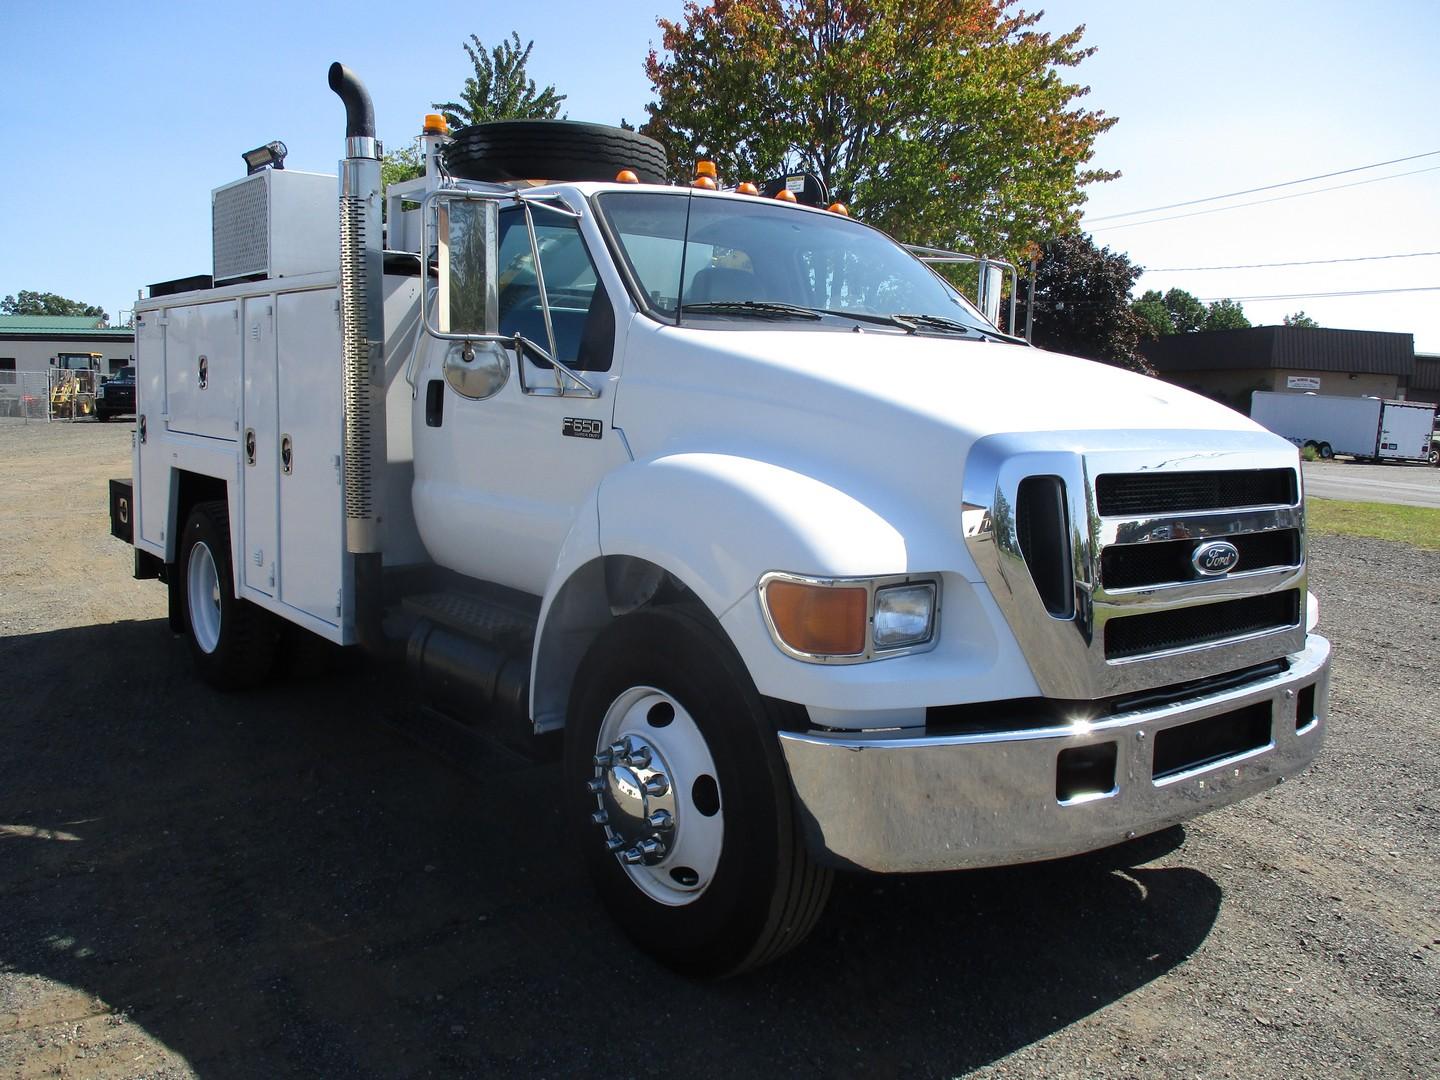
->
[588,687,723,906]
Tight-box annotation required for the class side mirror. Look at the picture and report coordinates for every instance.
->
[429,193,498,338]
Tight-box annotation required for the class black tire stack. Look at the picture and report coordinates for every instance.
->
[443,120,671,185]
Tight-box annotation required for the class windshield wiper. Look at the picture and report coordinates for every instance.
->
[897,313,1028,344]
[809,309,919,332]
[679,301,822,321]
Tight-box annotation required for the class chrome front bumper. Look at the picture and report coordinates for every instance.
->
[778,634,1331,873]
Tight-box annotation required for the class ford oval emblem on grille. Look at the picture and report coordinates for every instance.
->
[1192,540,1240,576]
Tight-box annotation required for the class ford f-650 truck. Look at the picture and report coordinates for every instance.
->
[110,64,1330,975]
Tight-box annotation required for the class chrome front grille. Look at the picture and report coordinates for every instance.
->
[1095,468,1297,516]
[962,431,1308,699]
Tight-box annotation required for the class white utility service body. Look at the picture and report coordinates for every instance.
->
[1251,389,1437,463]
[118,65,1331,973]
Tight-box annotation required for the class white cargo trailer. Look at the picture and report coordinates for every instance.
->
[1250,391,1437,463]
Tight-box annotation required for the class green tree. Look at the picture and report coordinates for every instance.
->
[1158,287,1207,334]
[1017,233,1151,372]
[1202,297,1250,332]
[382,143,424,189]
[1,291,107,323]
[1132,290,1174,338]
[433,31,567,130]
[642,0,1118,264]
[1283,310,1319,328]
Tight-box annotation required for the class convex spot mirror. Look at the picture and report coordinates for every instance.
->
[443,340,510,400]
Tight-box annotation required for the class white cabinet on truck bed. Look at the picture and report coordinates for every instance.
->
[165,300,241,441]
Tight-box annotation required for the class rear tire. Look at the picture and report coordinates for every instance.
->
[178,500,279,690]
[1318,442,1334,460]
[444,120,670,185]
[565,606,832,976]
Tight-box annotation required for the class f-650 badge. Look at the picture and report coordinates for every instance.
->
[563,417,603,440]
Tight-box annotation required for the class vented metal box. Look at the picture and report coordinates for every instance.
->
[212,169,338,284]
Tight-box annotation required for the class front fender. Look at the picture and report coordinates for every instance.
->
[596,454,1035,723]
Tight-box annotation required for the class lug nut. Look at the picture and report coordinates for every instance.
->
[590,810,609,826]
[609,739,630,760]
[644,775,670,797]
[592,751,612,767]
[585,777,606,795]
[637,838,666,858]
[646,810,672,829]
[605,835,626,853]
[625,745,652,768]
[620,847,644,865]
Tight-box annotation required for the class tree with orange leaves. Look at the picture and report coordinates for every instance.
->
[642,0,1117,265]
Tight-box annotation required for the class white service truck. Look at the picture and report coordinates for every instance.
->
[110,64,1331,975]
[1251,390,1438,465]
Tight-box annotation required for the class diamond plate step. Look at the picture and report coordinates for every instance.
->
[401,590,537,648]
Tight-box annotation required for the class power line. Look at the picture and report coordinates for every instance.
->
[1091,165,1440,231]
[1193,286,1440,302]
[1146,250,1440,272]
[1085,149,1440,222]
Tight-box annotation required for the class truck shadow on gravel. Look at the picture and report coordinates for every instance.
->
[0,620,1219,1079]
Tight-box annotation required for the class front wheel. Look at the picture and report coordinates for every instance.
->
[565,606,832,976]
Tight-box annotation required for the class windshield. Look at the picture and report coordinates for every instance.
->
[596,191,992,332]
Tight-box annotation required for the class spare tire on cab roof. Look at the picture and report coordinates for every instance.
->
[443,120,671,185]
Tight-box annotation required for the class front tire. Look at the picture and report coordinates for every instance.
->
[565,606,832,976]
[178,501,279,690]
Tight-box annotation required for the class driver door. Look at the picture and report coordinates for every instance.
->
[413,200,627,596]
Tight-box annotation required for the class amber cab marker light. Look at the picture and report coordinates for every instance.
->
[616,169,640,183]
[423,113,449,136]
[737,181,759,195]
[765,579,868,656]
[775,189,798,202]
[693,175,718,189]
[828,202,849,216]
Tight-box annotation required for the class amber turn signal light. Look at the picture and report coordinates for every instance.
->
[764,579,867,656]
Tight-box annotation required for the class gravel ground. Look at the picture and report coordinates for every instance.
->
[1,418,1436,1079]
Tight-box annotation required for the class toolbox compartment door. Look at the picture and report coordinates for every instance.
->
[165,300,240,441]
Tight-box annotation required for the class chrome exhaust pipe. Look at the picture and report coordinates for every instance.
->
[330,61,389,653]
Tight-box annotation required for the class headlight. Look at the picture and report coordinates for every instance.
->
[873,583,936,649]
[759,572,940,663]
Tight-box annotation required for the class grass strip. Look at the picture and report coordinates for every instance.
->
[1307,497,1440,550]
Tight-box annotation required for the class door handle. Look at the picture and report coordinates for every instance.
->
[280,434,293,474]
[426,380,444,427]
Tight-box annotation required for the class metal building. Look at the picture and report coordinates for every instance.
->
[1141,326,1415,414]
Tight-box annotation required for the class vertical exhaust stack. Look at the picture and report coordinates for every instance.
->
[329,62,389,653]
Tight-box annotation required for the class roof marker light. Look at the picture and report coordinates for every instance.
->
[736,181,759,195]
[828,202,849,216]
[693,175,717,190]
[616,169,640,183]
[775,189,798,203]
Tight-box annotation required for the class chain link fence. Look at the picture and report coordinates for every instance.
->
[0,371,50,421]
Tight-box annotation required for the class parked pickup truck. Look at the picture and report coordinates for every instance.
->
[109,63,1330,975]
[95,365,136,422]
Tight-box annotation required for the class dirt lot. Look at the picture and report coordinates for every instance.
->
[1,418,1437,1079]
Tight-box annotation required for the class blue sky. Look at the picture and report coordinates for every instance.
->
[2,1,1436,350]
